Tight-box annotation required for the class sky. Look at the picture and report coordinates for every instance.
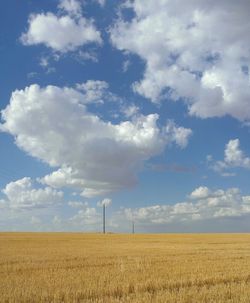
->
[1,0,250,233]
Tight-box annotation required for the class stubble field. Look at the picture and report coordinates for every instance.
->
[1,233,250,302]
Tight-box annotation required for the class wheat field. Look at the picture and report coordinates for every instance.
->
[1,233,250,302]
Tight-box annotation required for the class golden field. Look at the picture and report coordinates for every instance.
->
[1,233,250,302]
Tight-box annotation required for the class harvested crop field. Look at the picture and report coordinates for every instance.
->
[1,233,250,302]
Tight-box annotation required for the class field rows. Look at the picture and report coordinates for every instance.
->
[1,233,250,302]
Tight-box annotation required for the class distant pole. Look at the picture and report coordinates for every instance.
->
[103,204,106,234]
[132,220,135,234]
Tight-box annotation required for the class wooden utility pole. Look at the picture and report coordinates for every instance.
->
[132,220,135,234]
[103,204,106,234]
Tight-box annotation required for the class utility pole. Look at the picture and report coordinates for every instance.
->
[132,220,135,234]
[103,204,106,234]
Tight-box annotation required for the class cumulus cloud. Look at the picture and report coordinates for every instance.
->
[190,186,210,199]
[58,0,82,17]
[21,2,101,52]
[121,104,140,118]
[40,57,49,68]
[224,139,250,168]
[123,187,250,224]
[97,198,112,207]
[111,0,250,121]
[94,0,106,7]
[1,177,63,210]
[122,59,131,73]
[210,139,250,175]
[165,120,192,149]
[1,83,191,197]
[77,50,99,62]
[39,56,56,74]
[69,199,113,228]
[76,80,117,103]
[70,206,101,225]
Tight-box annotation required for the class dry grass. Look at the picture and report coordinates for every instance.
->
[1,233,250,302]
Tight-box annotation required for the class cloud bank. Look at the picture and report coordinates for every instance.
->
[111,0,250,121]
[1,177,63,210]
[123,187,250,224]
[1,83,191,197]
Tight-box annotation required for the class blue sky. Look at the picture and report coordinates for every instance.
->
[1,0,250,232]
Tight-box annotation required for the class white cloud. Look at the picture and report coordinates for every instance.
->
[58,0,82,17]
[1,83,191,197]
[224,139,250,168]
[111,0,250,121]
[70,206,100,225]
[40,57,49,68]
[121,104,139,118]
[77,50,98,62]
[21,9,101,52]
[122,187,250,224]
[1,177,63,210]
[190,186,210,199]
[165,120,192,149]
[69,199,112,228]
[76,80,115,103]
[210,139,250,175]
[97,198,112,207]
[122,59,131,73]
[94,0,105,7]
[39,56,56,74]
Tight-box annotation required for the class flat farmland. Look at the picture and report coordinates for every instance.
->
[1,233,250,302]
